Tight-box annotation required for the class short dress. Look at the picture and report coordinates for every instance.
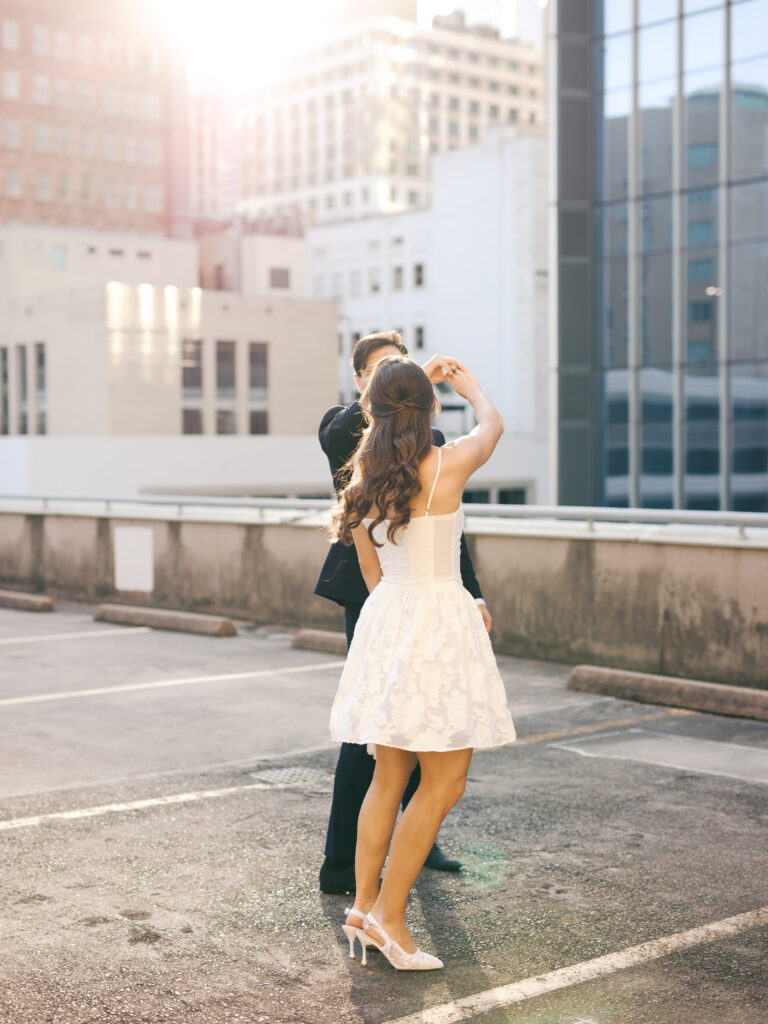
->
[329,449,517,752]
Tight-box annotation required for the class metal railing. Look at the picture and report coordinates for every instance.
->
[0,492,767,534]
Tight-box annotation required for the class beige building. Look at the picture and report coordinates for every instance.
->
[0,0,189,236]
[236,8,545,224]
[0,284,337,438]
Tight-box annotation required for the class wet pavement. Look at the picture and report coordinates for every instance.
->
[0,604,766,1024]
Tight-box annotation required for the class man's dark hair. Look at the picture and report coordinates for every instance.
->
[351,331,407,374]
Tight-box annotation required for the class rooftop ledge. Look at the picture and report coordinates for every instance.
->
[1,495,767,551]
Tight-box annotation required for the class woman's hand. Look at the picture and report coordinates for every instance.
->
[445,360,481,400]
[421,354,460,385]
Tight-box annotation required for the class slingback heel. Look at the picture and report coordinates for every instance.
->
[342,906,368,961]
[363,912,443,971]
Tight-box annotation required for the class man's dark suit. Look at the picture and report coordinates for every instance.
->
[315,400,483,863]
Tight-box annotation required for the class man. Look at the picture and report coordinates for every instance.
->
[315,331,493,895]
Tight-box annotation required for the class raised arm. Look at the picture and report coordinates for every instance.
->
[444,361,504,479]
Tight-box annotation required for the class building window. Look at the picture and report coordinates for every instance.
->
[389,185,397,202]
[50,244,67,269]
[55,174,68,201]
[393,265,404,290]
[415,325,425,350]
[688,258,714,281]
[687,340,713,363]
[249,410,268,434]
[35,171,50,201]
[4,119,20,148]
[54,30,70,60]
[687,143,717,168]
[216,340,236,398]
[53,77,69,107]
[54,125,69,154]
[414,263,425,287]
[34,123,50,152]
[32,25,49,57]
[104,181,119,208]
[182,409,203,434]
[350,269,363,296]
[249,342,268,397]
[16,345,27,434]
[33,75,50,104]
[408,190,419,205]
[35,343,46,435]
[182,339,203,398]
[3,69,19,100]
[2,19,19,51]
[216,409,236,434]
[269,267,291,289]
[0,348,8,435]
[688,220,714,245]
[104,134,119,161]
[449,121,458,137]
[124,183,137,210]
[470,124,479,139]
[369,267,381,293]
[687,301,712,324]
[5,167,21,198]
[489,104,499,119]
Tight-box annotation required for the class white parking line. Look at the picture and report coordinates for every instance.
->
[0,660,346,708]
[0,780,278,831]
[383,905,768,1024]
[0,627,151,646]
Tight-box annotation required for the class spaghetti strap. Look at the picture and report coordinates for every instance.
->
[425,447,442,516]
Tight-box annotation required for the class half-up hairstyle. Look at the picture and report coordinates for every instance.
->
[332,356,438,547]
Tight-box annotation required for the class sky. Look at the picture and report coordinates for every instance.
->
[151,0,536,93]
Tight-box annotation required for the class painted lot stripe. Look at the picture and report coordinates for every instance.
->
[0,627,151,647]
[0,781,278,832]
[0,660,346,708]
[383,905,768,1024]
[518,706,692,745]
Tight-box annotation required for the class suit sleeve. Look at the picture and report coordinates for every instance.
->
[433,428,483,600]
[319,401,365,461]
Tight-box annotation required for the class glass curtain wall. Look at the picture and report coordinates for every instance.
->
[588,0,768,510]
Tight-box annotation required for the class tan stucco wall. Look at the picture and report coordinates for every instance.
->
[1,512,766,689]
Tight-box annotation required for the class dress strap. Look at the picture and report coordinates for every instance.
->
[425,447,442,516]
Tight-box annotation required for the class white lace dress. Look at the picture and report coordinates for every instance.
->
[329,454,517,753]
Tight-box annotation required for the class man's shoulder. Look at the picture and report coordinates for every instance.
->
[319,404,346,435]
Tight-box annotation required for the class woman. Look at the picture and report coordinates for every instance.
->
[329,355,516,971]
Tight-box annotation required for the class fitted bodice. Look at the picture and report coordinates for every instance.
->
[365,508,464,585]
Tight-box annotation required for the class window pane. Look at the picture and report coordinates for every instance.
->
[731,0,768,64]
[216,409,236,434]
[639,21,677,82]
[249,341,268,395]
[640,367,674,508]
[182,409,203,434]
[181,339,202,396]
[730,180,768,242]
[599,88,631,201]
[730,242,768,361]
[732,362,768,511]
[216,340,235,396]
[730,58,768,180]
[684,9,724,73]
[685,69,721,188]
[249,410,268,434]
[641,251,673,365]
[639,0,676,25]
[605,0,632,35]
[602,33,633,92]
[684,370,721,509]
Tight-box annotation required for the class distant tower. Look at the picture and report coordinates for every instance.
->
[342,0,418,20]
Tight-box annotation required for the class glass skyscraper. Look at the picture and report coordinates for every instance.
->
[552,0,768,510]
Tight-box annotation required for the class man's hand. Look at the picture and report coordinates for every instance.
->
[477,600,492,633]
[421,354,459,385]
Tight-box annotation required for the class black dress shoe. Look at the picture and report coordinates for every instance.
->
[424,843,462,872]
[319,857,355,895]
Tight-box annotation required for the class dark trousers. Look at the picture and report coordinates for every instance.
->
[324,603,421,861]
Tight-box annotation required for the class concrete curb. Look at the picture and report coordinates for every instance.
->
[0,589,54,612]
[292,628,347,657]
[567,664,768,722]
[94,604,237,637]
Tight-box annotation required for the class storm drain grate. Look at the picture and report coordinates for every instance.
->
[249,766,334,794]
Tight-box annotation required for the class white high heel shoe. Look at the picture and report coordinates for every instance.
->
[341,906,367,960]
[360,912,443,971]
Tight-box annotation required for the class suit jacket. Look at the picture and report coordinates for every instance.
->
[314,401,483,607]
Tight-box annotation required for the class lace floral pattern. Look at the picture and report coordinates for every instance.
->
[329,510,516,752]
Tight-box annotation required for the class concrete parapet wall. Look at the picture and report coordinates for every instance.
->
[0,507,766,689]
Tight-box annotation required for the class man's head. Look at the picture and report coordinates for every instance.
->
[352,331,408,393]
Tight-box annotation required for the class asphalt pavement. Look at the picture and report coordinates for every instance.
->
[0,604,766,1024]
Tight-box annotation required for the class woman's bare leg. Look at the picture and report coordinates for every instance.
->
[366,747,472,952]
[348,745,418,926]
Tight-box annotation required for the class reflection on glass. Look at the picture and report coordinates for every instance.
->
[639,0,676,25]
[639,21,677,82]
[684,0,721,11]
[730,241,768,361]
[732,363,768,511]
[642,251,673,366]
[600,89,631,201]
[640,79,675,193]
[603,33,633,91]
[605,0,632,36]
[684,370,721,509]
[685,70,721,188]
[603,369,630,506]
[640,368,674,508]
[731,0,768,64]
[730,181,768,242]
[730,63,768,181]
[640,196,673,253]
[684,9,724,73]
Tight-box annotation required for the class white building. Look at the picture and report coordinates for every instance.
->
[0,224,198,302]
[236,10,545,225]
[305,127,550,502]
[0,282,336,440]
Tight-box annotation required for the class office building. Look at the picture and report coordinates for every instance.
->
[552,0,768,510]
[0,0,190,236]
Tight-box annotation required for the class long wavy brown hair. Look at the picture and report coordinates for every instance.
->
[332,356,438,547]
